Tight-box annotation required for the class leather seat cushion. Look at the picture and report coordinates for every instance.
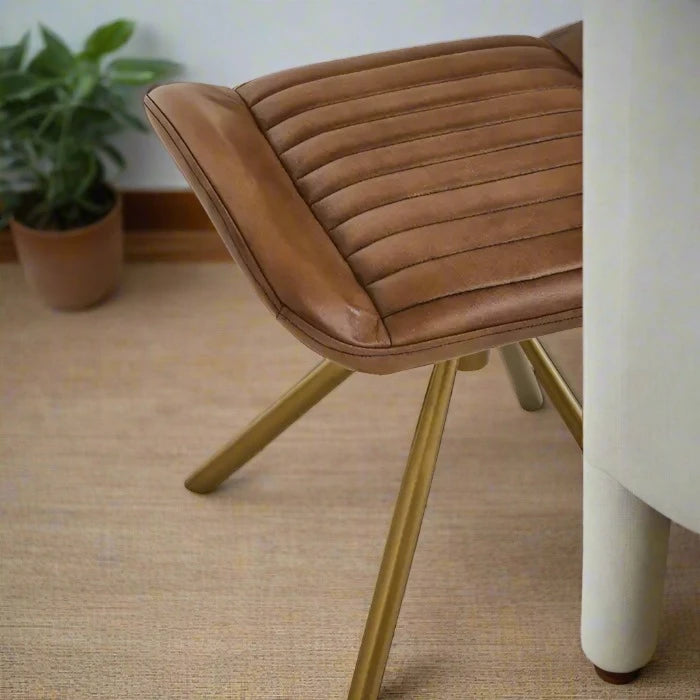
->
[145,34,582,373]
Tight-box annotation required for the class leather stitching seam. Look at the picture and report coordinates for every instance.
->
[293,107,581,179]
[328,159,582,231]
[307,128,582,204]
[364,226,581,286]
[265,65,577,130]
[278,83,580,155]
[380,267,582,319]
[345,192,581,258]
[248,40,552,107]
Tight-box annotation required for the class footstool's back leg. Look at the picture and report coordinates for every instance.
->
[519,339,582,448]
[457,349,490,372]
[348,360,458,700]
[185,360,352,494]
[499,344,545,411]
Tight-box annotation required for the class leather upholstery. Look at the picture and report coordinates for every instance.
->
[542,21,583,74]
[145,34,582,374]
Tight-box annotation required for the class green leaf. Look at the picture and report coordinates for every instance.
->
[35,105,63,135]
[114,108,147,131]
[92,89,147,131]
[0,71,40,100]
[71,103,119,130]
[74,73,97,99]
[40,25,75,63]
[4,103,56,130]
[75,152,98,196]
[97,142,125,169]
[83,19,134,59]
[72,62,99,100]
[29,26,75,76]
[2,76,61,103]
[0,32,30,71]
[106,57,179,85]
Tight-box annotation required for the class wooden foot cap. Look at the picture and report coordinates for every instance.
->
[594,665,641,684]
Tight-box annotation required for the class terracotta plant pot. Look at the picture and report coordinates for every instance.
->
[10,194,123,310]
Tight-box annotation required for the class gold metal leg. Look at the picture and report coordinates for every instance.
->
[457,349,490,371]
[519,338,582,449]
[348,360,458,700]
[185,360,353,494]
[498,343,544,411]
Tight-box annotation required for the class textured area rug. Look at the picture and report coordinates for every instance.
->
[1,263,698,698]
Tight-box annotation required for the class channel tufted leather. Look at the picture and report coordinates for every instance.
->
[145,31,582,373]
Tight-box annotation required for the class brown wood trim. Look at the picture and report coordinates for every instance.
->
[0,190,229,262]
[122,189,213,231]
[124,229,228,262]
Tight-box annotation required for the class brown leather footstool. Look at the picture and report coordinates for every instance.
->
[146,24,584,698]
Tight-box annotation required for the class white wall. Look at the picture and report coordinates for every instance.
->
[4,0,582,189]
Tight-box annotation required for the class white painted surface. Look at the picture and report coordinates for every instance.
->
[4,0,581,188]
[583,0,700,532]
[581,460,671,672]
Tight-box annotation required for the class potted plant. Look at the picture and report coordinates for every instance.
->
[0,20,179,309]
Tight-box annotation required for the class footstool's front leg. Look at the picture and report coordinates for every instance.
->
[185,360,352,494]
[348,360,458,700]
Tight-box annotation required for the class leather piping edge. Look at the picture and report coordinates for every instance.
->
[144,94,283,316]
[280,303,582,359]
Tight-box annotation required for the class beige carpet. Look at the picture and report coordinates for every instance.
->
[1,262,698,699]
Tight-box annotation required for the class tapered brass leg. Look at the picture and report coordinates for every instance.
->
[499,343,545,411]
[348,360,458,700]
[519,338,582,449]
[185,360,353,494]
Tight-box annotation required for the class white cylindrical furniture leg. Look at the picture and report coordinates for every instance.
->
[498,344,544,411]
[581,461,671,681]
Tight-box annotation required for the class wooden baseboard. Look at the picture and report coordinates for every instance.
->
[122,189,213,231]
[0,190,230,262]
[124,229,228,261]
